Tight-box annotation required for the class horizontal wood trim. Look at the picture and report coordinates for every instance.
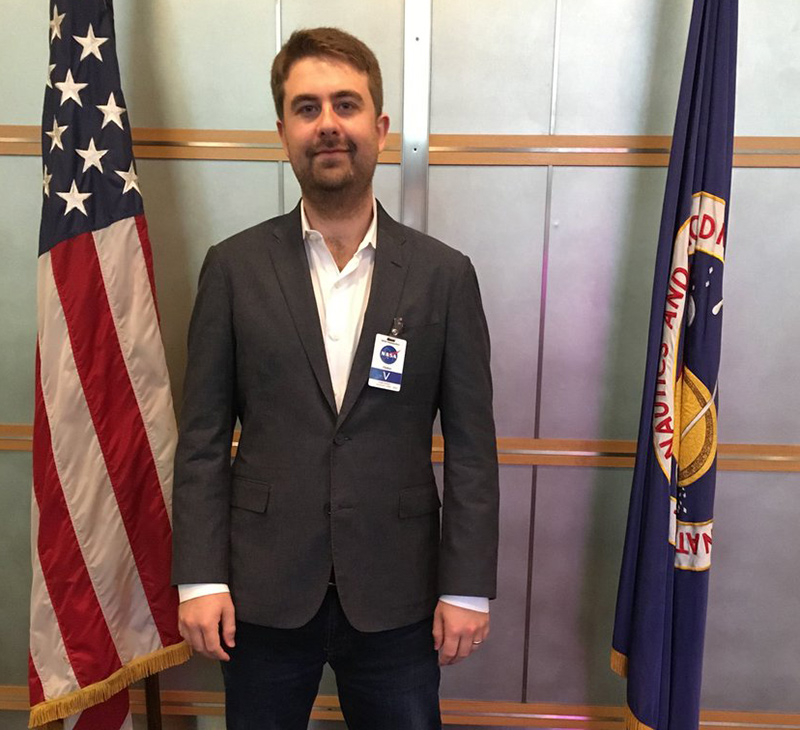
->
[2,424,798,472]
[0,125,402,163]
[2,126,799,166]
[427,134,800,167]
[0,424,33,452]
[2,686,799,728]
[429,150,667,167]
[0,424,33,437]
[432,134,800,152]
[429,436,800,471]
[0,442,31,452]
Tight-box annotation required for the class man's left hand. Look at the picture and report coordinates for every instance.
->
[433,601,490,666]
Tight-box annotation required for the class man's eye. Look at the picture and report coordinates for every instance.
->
[299,104,318,115]
[338,101,355,112]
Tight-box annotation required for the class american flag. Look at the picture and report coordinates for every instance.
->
[31,1,189,727]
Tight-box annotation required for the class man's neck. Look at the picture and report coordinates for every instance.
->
[302,188,375,270]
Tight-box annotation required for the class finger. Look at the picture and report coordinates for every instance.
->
[446,643,467,664]
[178,609,202,651]
[467,617,490,650]
[456,634,474,661]
[471,625,488,647]
[178,611,192,643]
[459,623,489,661]
[179,621,194,649]
[186,624,211,658]
[202,621,230,662]
[432,610,444,651]
[439,633,460,666]
[221,602,236,648]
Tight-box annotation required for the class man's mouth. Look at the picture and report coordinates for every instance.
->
[311,141,356,158]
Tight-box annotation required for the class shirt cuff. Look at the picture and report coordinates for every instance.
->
[178,583,230,603]
[439,595,490,613]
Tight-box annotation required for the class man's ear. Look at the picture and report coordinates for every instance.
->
[276,118,289,156]
[376,113,390,153]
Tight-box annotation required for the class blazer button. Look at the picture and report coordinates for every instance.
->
[333,433,349,446]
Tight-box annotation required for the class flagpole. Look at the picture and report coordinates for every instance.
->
[144,675,163,730]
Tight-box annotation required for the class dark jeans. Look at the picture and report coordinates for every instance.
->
[221,587,442,730]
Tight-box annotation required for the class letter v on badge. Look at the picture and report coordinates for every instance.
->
[368,334,407,392]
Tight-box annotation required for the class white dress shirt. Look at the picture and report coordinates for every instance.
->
[180,200,488,614]
[303,200,376,412]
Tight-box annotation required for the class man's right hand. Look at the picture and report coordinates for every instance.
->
[178,592,236,661]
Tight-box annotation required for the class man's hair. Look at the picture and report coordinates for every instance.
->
[271,27,384,121]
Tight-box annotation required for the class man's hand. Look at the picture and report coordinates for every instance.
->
[432,601,490,666]
[178,592,236,661]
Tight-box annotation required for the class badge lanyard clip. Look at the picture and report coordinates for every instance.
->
[390,317,404,338]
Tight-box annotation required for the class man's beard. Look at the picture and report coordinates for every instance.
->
[293,139,377,205]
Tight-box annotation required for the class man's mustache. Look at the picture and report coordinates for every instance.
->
[308,139,357,158]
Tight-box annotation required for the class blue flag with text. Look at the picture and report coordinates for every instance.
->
[611,2,737,729]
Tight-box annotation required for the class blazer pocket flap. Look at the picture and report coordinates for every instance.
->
[403,317,441,330]
[399,483,441,518]
[230,476,270,513]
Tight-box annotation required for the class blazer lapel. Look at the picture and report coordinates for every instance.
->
[336,205,409,428]
[268,205,337,415]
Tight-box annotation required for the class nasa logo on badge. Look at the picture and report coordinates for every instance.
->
[380,345,399,364]
[369,334,407,392]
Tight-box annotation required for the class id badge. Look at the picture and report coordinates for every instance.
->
[368,334,407,392]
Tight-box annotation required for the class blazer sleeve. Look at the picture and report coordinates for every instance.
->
[171,245,238,585]
[437,255,500,599]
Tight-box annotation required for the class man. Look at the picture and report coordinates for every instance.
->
[172,27,499,730]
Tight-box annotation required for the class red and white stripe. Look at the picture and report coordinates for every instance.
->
[31,215,182,722]
[64,690,133,730]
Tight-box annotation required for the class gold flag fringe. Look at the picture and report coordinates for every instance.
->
[610,651,657,730]
[29,641,192,729]
[610,647,628,678]
[624,704,657,730]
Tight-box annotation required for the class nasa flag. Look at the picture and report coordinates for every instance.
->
[611,1,737,729]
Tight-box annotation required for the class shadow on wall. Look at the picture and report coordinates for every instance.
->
[579,0,687,706]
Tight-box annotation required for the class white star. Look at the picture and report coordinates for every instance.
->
[50,5,66,43]
[115,162,141,195]
[45,118,69,151]
[73,24,109,62]
[55,69,88,107]
[46,64,56,89]
[76,138,108,173]
[56,181,92,216]
[43,166,53,197]
[97,92,126,129]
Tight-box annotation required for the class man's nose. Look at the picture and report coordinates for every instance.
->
[317,103,341,136]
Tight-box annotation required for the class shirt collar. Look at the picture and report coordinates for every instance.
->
[301,197,378,254]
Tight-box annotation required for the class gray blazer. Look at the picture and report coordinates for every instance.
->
[172,203,499,632]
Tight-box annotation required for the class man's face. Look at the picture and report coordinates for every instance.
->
[277,56,389,199]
